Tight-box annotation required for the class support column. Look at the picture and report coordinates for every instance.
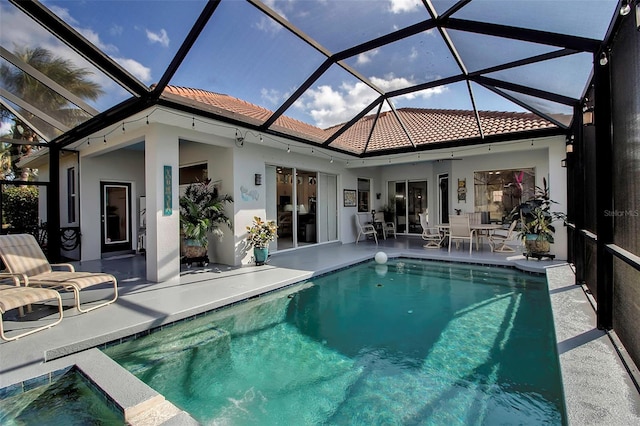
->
[47,143,61,262]
[145,124,180,282]
[594,52,614,330]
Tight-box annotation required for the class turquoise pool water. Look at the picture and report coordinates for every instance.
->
[105,259,566,425]
[0,369,123,425]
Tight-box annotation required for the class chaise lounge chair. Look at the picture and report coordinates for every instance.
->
[0,234,118,313]
[0,277,63,341]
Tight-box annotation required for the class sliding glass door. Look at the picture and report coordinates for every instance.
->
[388,180,428,234]
[269,165,337,251]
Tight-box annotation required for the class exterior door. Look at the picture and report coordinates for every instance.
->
[100,182,132,254]
[439,174,449,224]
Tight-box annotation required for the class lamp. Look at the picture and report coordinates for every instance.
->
[284,204,294,212]
[599,52,608,66]
[620,0,631,15]
[582,106,594,126]
[298,204,307,214]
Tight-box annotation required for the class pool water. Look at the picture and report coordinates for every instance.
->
[0,369,123,425]
[105,259,566,425]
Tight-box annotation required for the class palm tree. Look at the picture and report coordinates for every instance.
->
[0,47,104,180]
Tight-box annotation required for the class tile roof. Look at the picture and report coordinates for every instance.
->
[163,85,560,155]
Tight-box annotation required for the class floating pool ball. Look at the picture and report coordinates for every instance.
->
[374,251,388,264]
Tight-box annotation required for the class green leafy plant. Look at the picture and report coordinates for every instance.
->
[179,180,233,248]
[509,178,566,248]
[246,216,278,249]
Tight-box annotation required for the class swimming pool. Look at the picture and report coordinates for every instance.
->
[105,259,566,425]
[0,368,123,425]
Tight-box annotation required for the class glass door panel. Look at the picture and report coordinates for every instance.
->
[276,167,294,250]
[408,181,427,234]
[389,181,407,233]
[296,169,317,245]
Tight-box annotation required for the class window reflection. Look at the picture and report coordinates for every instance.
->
[474,168,535,223]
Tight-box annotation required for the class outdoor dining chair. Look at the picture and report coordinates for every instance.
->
[374,212,396,240]
[355,213,378,245]
[488,220,518,252]
[448,215,475,254]
[419,213,443,249]
[0,234,118,313]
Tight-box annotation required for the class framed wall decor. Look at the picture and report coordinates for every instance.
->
[343,189,357,207]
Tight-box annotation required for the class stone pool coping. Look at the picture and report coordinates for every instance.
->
[2,254,639,424]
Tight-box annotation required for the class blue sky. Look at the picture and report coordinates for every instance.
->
[1,0,618,134]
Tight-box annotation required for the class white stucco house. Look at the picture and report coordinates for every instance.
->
[23,86,568,283]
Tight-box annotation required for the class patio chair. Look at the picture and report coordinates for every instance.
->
[355,213,378,245]
[419,213,443,249]
[488,220,518,253]
[448,215,475,254]
[0,234,118,313]
[374,212,396,240]
[0,277,63,341]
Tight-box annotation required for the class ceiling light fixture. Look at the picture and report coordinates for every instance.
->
[330,157,334,163]
[599,51,608,66]
[620,0,631,15]
[287,145,291,153]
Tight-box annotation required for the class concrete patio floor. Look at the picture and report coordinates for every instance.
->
[1,237,639,424]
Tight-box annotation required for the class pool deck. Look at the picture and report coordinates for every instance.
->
[1,237,639,424]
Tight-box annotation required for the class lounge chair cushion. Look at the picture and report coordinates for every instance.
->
[0,284,60,313]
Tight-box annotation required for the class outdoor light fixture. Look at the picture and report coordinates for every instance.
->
[255,173,262,186]
[566,143,574,153]
[620,0,631,15]
[561,158,567,168]
[583,106,594,125]
[599,52,608,66]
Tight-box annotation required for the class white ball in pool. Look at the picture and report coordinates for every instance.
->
[374,251,388,264]
[375,264,388,277]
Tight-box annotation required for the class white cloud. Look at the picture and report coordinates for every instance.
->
[0,120,14,137]
[297,73,449,128]
[388,0,421,14]
[254,0,286,34]
[357,49,379,65]
[298,81,379,128]
[109,25,124,36]
[146,29,170,47]
[112,57,152,82]
[261,88,282,105]
[48,5,78,25]
[409,46,418,61]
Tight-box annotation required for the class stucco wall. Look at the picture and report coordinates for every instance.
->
[80,149,145,261]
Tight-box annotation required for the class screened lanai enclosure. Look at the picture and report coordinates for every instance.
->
[1,0,639,377]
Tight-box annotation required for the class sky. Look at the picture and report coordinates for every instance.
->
[0,0,618,135]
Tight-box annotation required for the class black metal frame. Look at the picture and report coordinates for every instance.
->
[4,0,639,330]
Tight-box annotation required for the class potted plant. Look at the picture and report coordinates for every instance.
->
[509,178,566,257]
[246,216,278,265]
[179,179,233,261]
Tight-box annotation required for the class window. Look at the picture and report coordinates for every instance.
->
[357,178,370,212]
[179,163,207,185]
[474,168,535,223]
[67,167,76,223]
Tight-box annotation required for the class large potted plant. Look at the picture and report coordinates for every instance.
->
[510,178,565,257]
[179,179,233,262]
[246,216,278,265]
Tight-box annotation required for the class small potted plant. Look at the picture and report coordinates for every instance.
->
[246,216,278,265]
[179,179,233,263]
[510,178,566,257]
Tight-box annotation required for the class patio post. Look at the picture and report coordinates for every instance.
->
[594,50,614,330]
